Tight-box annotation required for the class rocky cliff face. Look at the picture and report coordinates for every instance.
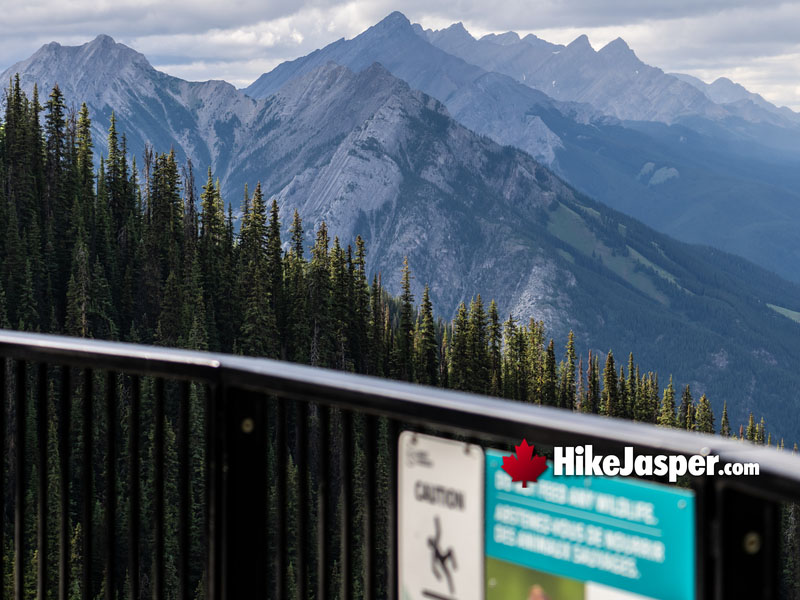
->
[245,12,591,166]
[235,62,569,323]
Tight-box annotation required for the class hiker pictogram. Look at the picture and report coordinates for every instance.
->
[427,515,458,594]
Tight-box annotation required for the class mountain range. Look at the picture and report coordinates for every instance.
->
[246,13,800,283]
[2,13,800,437]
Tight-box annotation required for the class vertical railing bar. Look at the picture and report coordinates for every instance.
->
[275,398,287,598]
[296,402,308,600]
[178,380,191,600]
[105,372,117,600]
[317,404,329,600]
[37,363,48,599]
[14,360,26,600]
[0,359,6,600]
[153,378,165,600]
[205,383,219,600]
[341,410,353,600]
[387,419,398,600]
[364,414,376,600]
[81,368,93,600]
[58,366,71,600]
[128,375,140,600]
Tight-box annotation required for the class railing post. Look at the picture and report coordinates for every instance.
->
[715,484,779,599]
[209,384,268,599]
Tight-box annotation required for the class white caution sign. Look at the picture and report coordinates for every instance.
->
[399,431,485,600]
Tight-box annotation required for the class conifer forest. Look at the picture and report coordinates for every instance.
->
[1,78,799,598]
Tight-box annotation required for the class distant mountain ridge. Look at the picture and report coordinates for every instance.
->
[421,21,800,129]
[671,72,800,125]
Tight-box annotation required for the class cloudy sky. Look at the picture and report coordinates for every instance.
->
[1,0,799,110]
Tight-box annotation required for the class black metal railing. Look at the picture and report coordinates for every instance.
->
[1,329,800,599]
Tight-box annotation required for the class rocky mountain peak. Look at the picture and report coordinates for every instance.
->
[566,34,594,53]
[600,37,632,55]
[598,37,640,66]
[372,11,413,33]
[522,33,562,51]
[481,31,521,46]
[90,33,116,46]
[7,33,153,87]
[420,21,476,47]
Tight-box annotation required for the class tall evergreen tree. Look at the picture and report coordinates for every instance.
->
[284,211,310,364]
[415,285,438,386]
[394,257,415,381]
[720,402,731,437]
[745,413,757,441]
[450,303,470,391]
[541,339,557,406]
[658,377,677,428]
[601,351,619,417]
[561,331,577,409]
[695,394,714,434]
[677,385,694,430]
[308,222,331,367]
[487,300,503,396]
[467,296,488,394]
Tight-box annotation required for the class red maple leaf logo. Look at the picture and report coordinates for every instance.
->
[501,440,548,487]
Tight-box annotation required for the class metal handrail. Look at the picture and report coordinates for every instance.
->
[2,328,798,502]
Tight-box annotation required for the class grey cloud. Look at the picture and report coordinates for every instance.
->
[411,0,790,30]
[0,0,798,108]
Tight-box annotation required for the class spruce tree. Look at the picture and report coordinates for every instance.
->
[541,340,557,406]
[415,285,438,386]
[757,417,766,445]
[467,296,488,394]
[657,377,676,428]
[584,351,600,414]
[617,366,628,419]
[720,402,731,437]
[237,184,277,358]
[285,211,310,364]
[265,198,284,337]
[601,351,618,417]
[695,394,714,434]
[745,413,757,442]
[351,236,370,372]
[626,353,636,414]
[368,275,385,376]
[561,331,577,409]
[394,257,415,381]
[677,385,693,430]
[308,222,332,367]
[576,356,585,411]
[17,259,39,331]
[450,303,470,391]
[487,301,502,396]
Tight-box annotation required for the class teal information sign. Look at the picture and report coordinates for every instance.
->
[485,449,695,600]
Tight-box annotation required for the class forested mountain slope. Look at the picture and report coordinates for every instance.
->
[235,64,800,438]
